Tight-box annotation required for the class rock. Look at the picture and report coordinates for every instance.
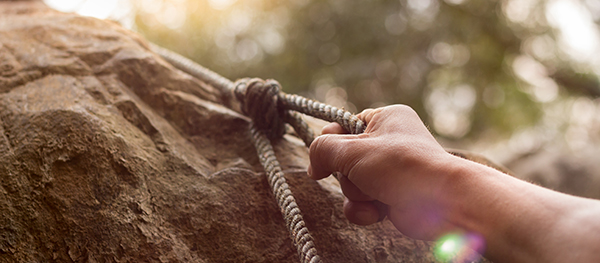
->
[0,2,443,262]
[507,146,600,200]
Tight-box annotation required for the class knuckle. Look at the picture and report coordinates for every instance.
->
[309,134,340,168]
[357,108,373,117]
[358,107,384,125]
[389,104,416,115]
[309,134,331,156]
[310,134,356,174]
[337,139,364,175]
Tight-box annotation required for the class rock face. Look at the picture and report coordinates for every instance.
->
[0,2,437,262]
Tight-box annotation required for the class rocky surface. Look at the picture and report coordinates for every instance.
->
[0,2,440,262]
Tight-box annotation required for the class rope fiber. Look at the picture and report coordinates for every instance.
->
[150,44,345,263]
[152,42,406,263]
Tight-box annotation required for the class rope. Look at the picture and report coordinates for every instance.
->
[282,110,315,147]
[152,43,397,263]
[149,43,234,92]
[234,78,286,139]
[150,44,326,263]
[149,43,364,137]
[279,93,365,134]
[250,124,321,263]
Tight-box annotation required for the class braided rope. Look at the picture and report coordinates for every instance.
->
[149,43,235,93]
[150,44,365,135]
[280,93,365,135]
[250,124,321,263]
[150,44,323,263]
[283,110,315,147]
[234,78,287,139]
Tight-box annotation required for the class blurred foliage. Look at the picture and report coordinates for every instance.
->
[132,0,600,143]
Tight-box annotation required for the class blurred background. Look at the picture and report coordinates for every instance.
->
[44,0,600,198]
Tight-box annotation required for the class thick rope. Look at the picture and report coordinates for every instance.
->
[234,78,286,139]
[280,93,365,135]
[152,44,394,263]
[250,124,321,263]
[283,110,315,147]
[149,43,235,93]
[150,43,365,136]
[150,44,323,263]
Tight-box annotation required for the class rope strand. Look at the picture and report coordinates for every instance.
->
[250,124,321,263]
[151,44,325,263]
[153,43,389,263]
[280,93,365,134]
[149,43,235,93]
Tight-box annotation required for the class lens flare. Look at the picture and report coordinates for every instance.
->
[440,238,457,253]
[433,232,485,262]
[434,233,463,261]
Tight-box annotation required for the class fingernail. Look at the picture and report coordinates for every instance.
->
[307,165,313,178]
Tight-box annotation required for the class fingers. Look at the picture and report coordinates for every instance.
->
[308,133,360,180]
[308,111,369,180]
[337,172,389,224]
[307,134,342,180]
[356,105,421,134]
[321,122,347,135]
[343,198,381,225]
[337,172,374,201]
[356,108,382,126]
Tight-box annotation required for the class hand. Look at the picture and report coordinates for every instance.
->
[309,104,600,262]
[308,105,461,240]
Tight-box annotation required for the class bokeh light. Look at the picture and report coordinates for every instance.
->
[42,0,600,198]
[434,232,485,262]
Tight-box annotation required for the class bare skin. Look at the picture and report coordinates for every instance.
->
[308,105,600,263]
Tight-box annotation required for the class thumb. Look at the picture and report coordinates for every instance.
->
[308,133,361,180]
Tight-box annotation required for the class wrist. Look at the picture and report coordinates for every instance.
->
[439,156,585,262]
[435,156,522,260]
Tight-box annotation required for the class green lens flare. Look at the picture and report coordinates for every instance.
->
[433,233,464,262]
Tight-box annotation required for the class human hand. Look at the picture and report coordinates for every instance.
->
[310,105,600,262]
[308,105,462,240]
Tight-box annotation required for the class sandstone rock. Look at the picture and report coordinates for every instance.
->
[0,2,442,262]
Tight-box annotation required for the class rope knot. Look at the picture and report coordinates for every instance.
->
[234,78,286,139]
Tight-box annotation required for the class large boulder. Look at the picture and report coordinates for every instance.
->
[0,2,438,262]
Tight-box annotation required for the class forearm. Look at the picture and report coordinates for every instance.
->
[442,155,600,263]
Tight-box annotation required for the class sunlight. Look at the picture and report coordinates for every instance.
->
[44,0,119,19]
[43,0,133,28]
[154,1,187,30]
[503,0,537,23]
[546,0,600,62]
[512,55,559,103]
[77,0,119,19]
[208,0,237,10]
